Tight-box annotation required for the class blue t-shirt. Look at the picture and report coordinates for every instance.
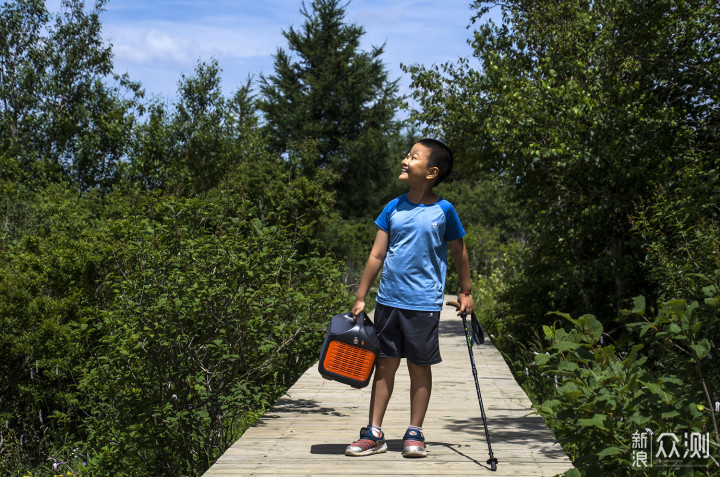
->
[374,194,465,311]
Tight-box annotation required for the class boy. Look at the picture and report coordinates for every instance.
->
[346,138,474,458]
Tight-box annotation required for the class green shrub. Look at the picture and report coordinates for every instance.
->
[76,196,346,475]
[0,184,108,474]
[532,296,719,476]
[0,186,347,476]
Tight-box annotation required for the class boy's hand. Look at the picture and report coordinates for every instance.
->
[457,293,474,316]
[352,299,366,320]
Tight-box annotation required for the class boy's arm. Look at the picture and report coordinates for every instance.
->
[352,228,389,318]
[449,237,474,315]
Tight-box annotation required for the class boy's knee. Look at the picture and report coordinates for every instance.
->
[407,360,432,376]
[375,357,401,373]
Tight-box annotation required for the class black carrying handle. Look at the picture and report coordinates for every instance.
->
[352,310,369,327]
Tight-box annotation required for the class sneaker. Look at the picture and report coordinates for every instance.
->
[402,427,427,458]
[345,426,387,456]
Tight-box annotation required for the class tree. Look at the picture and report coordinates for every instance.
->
[259,0,402,217]
[173,59,234,193]
[0,183,110,473]
[0,0,140,189]
[405,0,720,333]
[0,0,51,181]
[128,60,259,195]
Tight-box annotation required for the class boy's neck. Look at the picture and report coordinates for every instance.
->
[406,185,439,205]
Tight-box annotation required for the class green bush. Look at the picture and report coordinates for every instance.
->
[532,296,719,476]
[633,184,720,303]
[0,186,347,476]
[76,196,346,475]
[0,184,108,474]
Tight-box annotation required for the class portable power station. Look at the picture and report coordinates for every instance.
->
[318,311,380,388]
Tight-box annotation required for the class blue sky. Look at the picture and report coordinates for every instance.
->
[47,0,499,106]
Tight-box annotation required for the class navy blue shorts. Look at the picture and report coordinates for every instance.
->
[373,303,442,366]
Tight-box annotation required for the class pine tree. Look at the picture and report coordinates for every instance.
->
[259,0,402,217]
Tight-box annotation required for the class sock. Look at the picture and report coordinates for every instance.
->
[407,425,423,438]
[369,425,382,438]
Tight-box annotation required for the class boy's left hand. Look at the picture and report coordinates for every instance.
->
[351,299,366,321]
[457,293,474,316]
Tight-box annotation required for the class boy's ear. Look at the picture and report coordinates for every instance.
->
[426,166,439,180]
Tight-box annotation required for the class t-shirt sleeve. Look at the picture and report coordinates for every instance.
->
[442,202,465,242]
[375,197,400,232]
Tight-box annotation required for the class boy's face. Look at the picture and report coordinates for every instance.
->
[399,143,438,184]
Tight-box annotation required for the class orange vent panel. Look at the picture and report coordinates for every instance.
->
[322,340,375,381]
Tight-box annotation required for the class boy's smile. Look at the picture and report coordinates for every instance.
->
[399,143,437,184]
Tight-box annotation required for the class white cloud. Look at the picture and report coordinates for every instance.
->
[112,28,196,65]
[105,19,284,68]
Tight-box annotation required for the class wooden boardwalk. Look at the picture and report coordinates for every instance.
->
[204,298,574,476]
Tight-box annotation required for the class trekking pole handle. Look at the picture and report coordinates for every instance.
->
[446,300,467,317]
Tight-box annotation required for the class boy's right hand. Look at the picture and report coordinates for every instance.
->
[352,299,366,320]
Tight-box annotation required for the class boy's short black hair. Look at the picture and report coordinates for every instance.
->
[419,138,454,185]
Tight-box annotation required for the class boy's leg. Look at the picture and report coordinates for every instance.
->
[407,360,432,427]
[368,356,402,426]
[403,360,432,458]
[345,356,399,457]
[396,308,440,428]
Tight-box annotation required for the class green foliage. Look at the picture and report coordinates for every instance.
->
[78,195,346,474]
[1,2,363,471]
[0,183,348,475]
[1,0,141,189]
[633,183,720,302]
[0,183,108,473]
[258,0,402,217]
[125,99,175,190]
[436,175,526,282]
[127,60,259,195]
[406,0,720,333]
[218,137,337,246]
[533,297,719,476]
[0,0,49,160]
[318,217,377,286]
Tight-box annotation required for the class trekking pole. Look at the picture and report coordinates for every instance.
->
[447,300,498,471]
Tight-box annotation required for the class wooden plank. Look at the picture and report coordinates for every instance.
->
[204,297,573,476]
